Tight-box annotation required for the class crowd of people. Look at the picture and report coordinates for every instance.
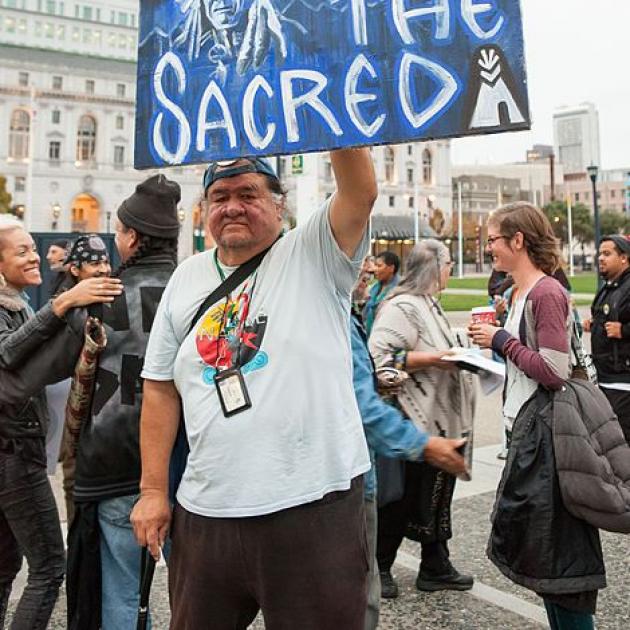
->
[0,149,628,630]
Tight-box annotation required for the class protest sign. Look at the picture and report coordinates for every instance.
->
[135,0,530,169]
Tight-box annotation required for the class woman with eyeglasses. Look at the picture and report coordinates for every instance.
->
[470,202,602,630]
[368,239,475,599]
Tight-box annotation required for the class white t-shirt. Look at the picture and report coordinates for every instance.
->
[503,290,538,421]
[142,202,371,517]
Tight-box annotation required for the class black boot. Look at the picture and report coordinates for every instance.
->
[379,571,399,599]
[416,564,474,592]
[417,541,473,592]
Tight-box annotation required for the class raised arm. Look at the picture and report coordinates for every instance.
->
[329,147,377,257]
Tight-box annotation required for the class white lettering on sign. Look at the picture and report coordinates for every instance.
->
[196,80,237,150]
[399,52,458,129]
[461,0,505,39]
[392,0,451,45]
[243,75,276,150]
[344,54,386,138]
[351,0,368,46]
[280,70,343,143]
[153,52,191,164]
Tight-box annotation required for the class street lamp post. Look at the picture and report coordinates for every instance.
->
[51,202,61,230]
[587,164,602,288]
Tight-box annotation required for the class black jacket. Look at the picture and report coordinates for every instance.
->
[74,254,175,502]
[0,291,67,459]
[590,269,630,384]
[487,388,606,598]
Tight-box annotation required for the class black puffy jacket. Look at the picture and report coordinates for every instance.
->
[591,269,630,384]
[74,255,175,502]
[487,388,606,596]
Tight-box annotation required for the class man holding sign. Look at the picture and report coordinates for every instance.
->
[132,148,377,627]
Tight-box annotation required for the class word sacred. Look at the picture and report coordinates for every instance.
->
[138,0,524,167]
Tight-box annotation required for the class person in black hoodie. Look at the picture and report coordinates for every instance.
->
[66,175,180,630]
[0,223,121,630]
[584,234,630,445]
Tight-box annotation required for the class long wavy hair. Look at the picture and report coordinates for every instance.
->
[489,202,560,275]
[388,239,450,299]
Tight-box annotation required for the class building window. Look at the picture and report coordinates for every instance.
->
[18,71,29,86]
[85,79,95,94]
[384,147,395,184]
[118,11,128,26]
[49,140,61,161]
[52,75,62,90]
[5,17,16,33]
[611,190,616,198]
[575,192,579,202]
[82,6,92,20]
[9,109,30,159]
[388,195,395,208]
[407,144,413,156]
[408,196,414,208]
[51,109,61,124]
[113,145,125,168]
[76,114,97,162]
[57,24,65,38]
[584,192,590,201]
[115,114,124,130]
[422,149,433,184]
[15,176,26,192]
[116,83,126,98]
[407,168,414,185]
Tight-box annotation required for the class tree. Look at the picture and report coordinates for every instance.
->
[600,210,630,237]
[0,175,12,214]
[543,200,594,270]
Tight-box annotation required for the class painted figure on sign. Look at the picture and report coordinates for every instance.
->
[174,0,287,82]
[463,45,527,131]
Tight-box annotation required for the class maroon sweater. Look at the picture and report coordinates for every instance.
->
[491,276,571,390]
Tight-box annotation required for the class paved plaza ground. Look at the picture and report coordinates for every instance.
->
[7,311,630,629]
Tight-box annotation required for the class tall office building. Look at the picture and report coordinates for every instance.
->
[553,103,601,175]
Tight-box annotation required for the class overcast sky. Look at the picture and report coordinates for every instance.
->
[451,0,630,169]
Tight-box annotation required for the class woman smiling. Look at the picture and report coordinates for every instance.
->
[0,222,121,629]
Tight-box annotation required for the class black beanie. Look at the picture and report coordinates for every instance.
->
[117,174,181,239]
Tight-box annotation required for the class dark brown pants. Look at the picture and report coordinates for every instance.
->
[169,477,369,630]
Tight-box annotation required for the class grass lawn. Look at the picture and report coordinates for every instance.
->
[447,272,597,294]
[439,294,489,311]
[439,292,592,312]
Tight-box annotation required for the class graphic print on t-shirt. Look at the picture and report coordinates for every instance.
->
[195,289,268,385]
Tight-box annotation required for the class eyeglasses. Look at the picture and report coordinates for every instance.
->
[486,235,508,247]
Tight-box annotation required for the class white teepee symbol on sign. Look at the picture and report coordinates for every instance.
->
[470,47,526,129]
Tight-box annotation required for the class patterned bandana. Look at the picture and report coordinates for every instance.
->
[65,235,110,267]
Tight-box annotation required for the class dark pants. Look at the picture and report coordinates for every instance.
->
[169,477,369,630]
[377,461,455,574]
[0,451,65,630]
[543,600,594,630]
[601,387,630,445]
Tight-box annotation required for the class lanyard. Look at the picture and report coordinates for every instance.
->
[213,249,259,368]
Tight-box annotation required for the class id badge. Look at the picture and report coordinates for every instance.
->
[214,367,252,417]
